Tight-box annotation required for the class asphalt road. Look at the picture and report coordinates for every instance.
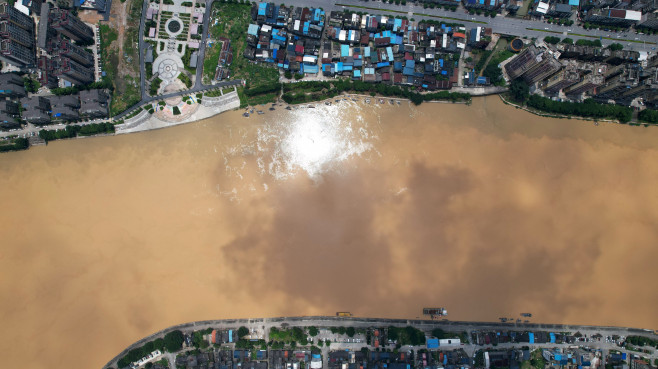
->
[194,0,215,89]
[281,0,658,52]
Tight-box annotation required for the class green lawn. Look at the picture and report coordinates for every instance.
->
[202,42,220,83]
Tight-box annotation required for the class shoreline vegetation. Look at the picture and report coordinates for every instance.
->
[38,123,116,143]
[502,79,646,125]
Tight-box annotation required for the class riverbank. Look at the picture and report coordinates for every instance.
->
[103,316,658,369]
[498,94,650,126]
[115,90,241,134]
[1,84,656,154]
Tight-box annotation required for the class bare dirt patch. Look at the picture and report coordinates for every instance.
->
[78,9,104,24]
[102,0,142,114]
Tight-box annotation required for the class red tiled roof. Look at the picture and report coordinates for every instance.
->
[610,9,625,18]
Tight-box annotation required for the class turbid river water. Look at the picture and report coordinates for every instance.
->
[0,97,657,369]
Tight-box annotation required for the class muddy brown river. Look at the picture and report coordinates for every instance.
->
[0,97,657,369]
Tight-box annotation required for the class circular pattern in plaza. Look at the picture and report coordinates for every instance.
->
[164,17,185,37]
[167,19,181,33]
[152,52,185,88]
[158,58,180,80]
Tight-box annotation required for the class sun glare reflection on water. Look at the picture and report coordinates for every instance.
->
[258,101,375,180]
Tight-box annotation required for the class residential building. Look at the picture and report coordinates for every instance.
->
[620,71,658,101]
[50,94,79,120]
[83,0,107,11]
[79,89,109,118]
[0,72,26,97]
[631,360,651,369]
[20,96,51,124]
[638,13,658,29]
[595,66,640,99]
[36,2,52,50]
[463,0,500,10]
[564,73,605,95]
[50,8,94,43]
[0,20,34,48]
[630,0,658,12]
[0,99,19,128]
[37,55,58,88]
[0,37,35,67]
[547,3,573,18]
[543,67,581,93]
[48,36,94,66]
[0,2,35,67]
[505,45,540,80]
[523,53,562,83]
[603,50,640,65]
[52,56,94,85]
[22,0,43,14]
[584,8,642,27]
[0,2,34,31]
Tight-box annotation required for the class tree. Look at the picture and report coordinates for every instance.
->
[638,109,658,123]
[432,328,447,339]
[543,36,560,44]
[23,77,39,93]
[308,326,319,337]
[237,326,249,339]
[325,339,331,346]
[284,70,293,79]
[509,79,529,102]
[483,64,503,85]
[388,326,399,341]
[292,327,305,342]
[164,330,184,352]
[561,38,574,45]
[608,43,623,51]
[346,327,356,337]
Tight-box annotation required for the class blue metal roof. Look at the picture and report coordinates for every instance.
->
[341,44,350,57]
[248,24,259,36]
[386,46,394,61]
